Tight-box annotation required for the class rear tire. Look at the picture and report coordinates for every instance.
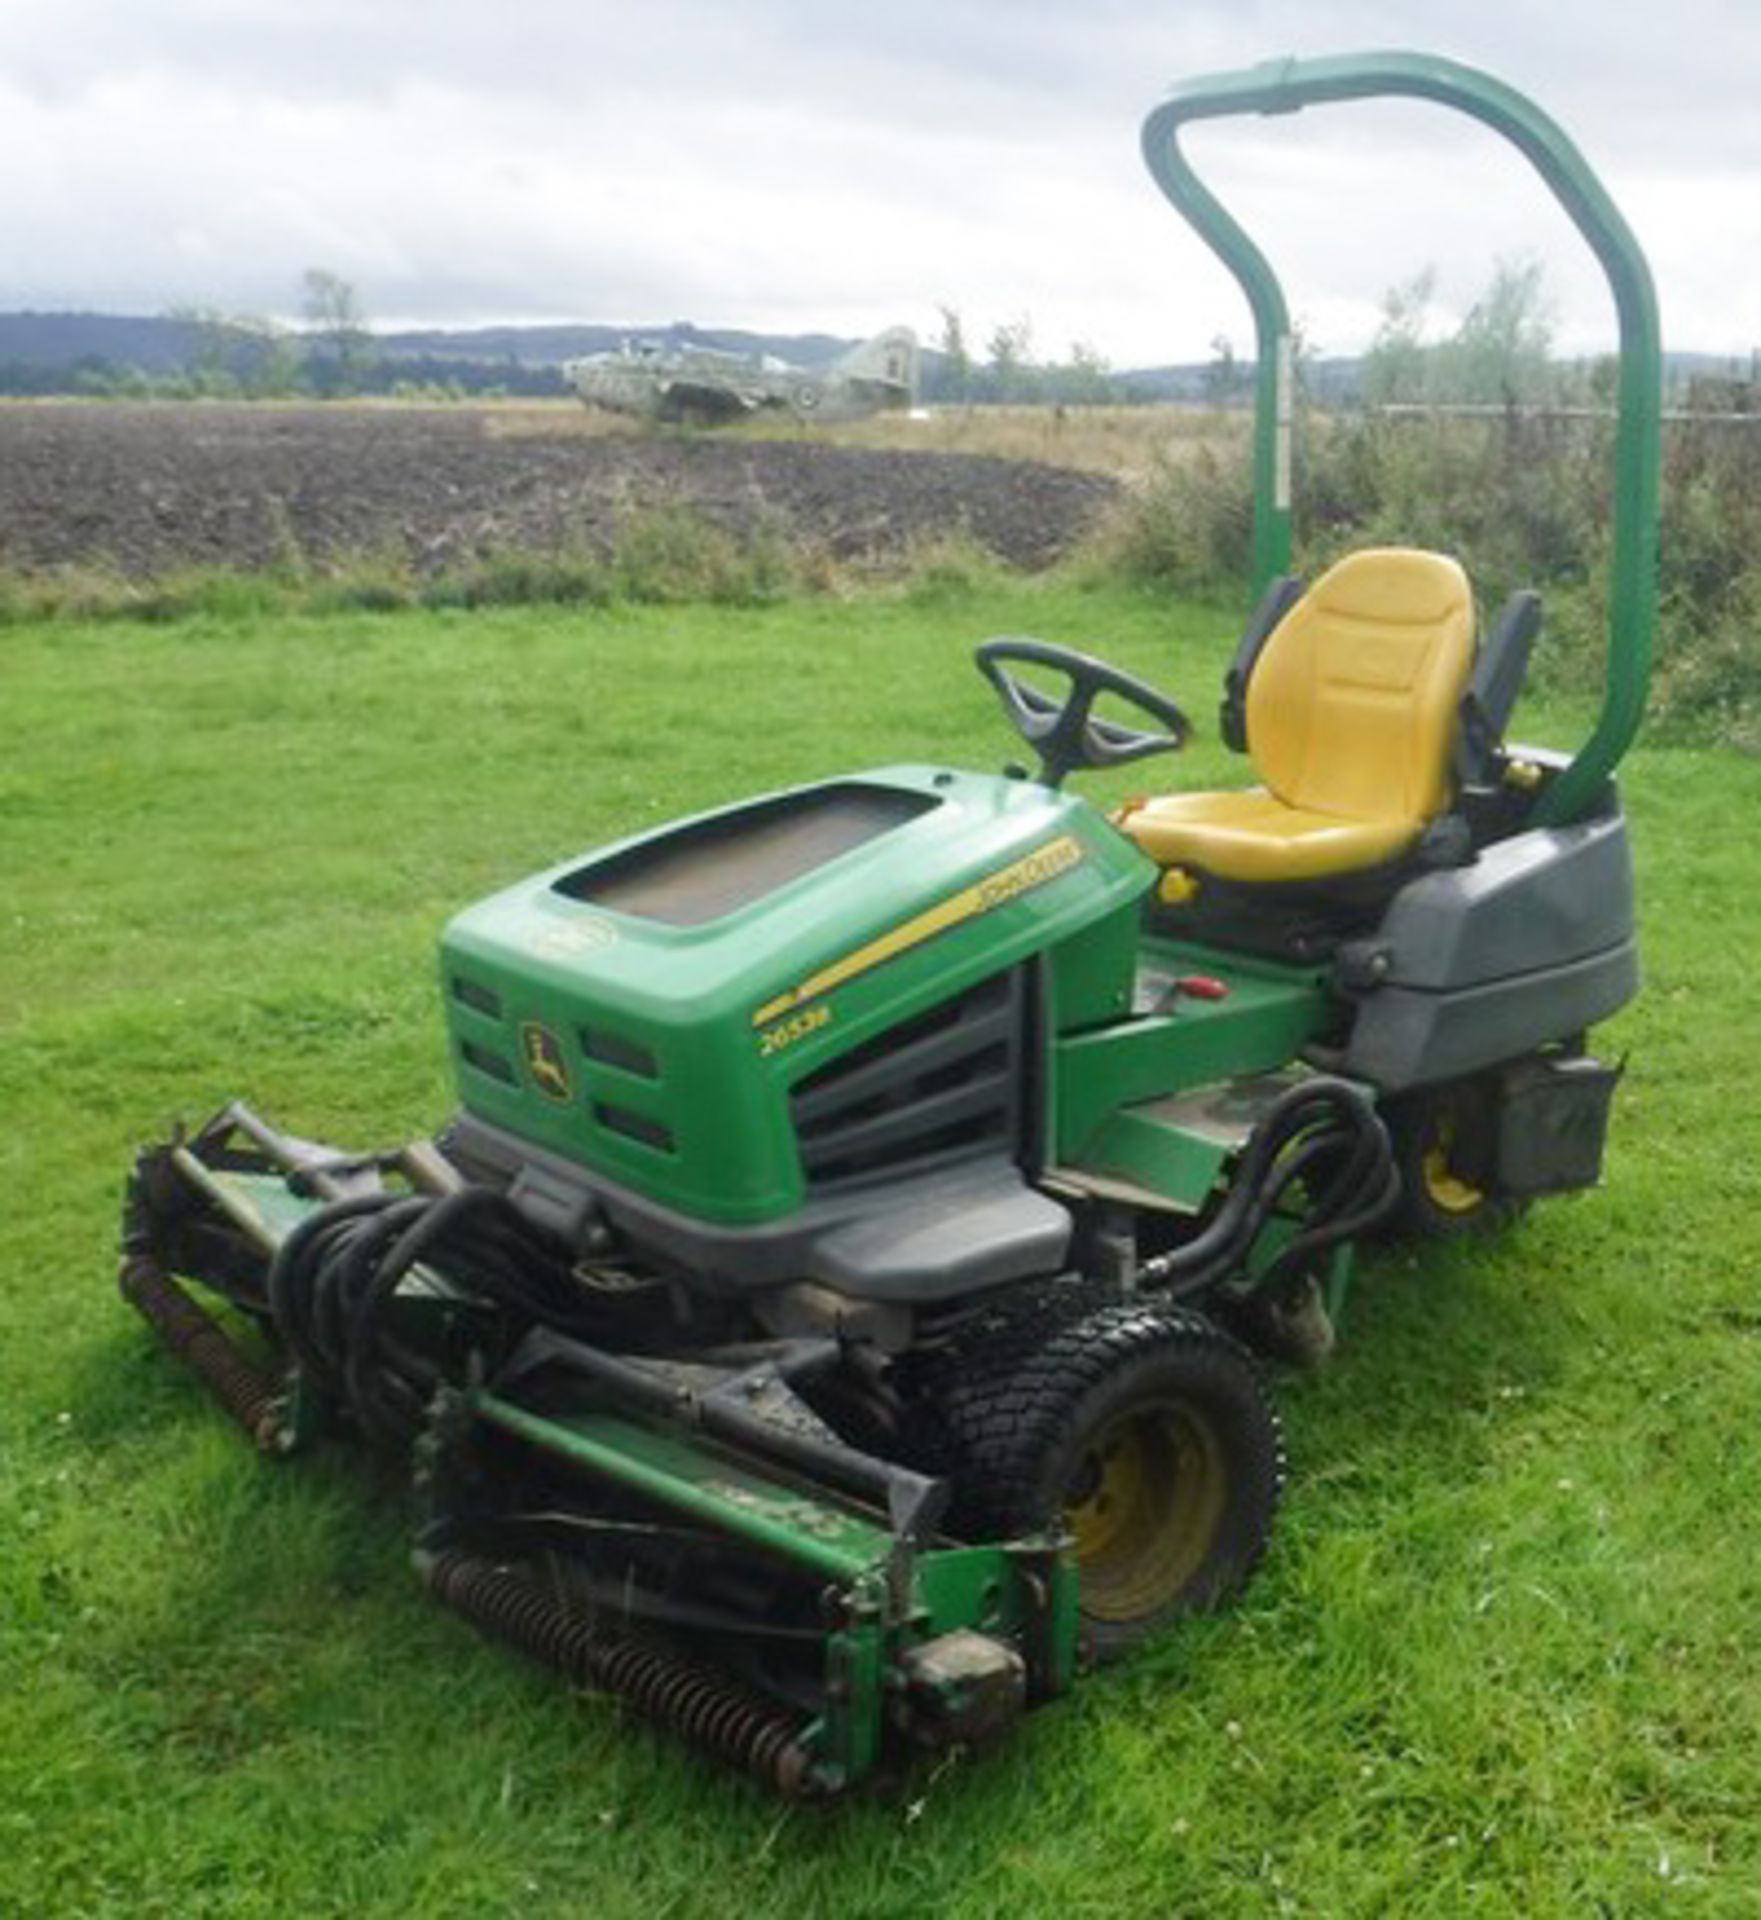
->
[935,1304,1284,1661]
[1383,1078,1523,1239]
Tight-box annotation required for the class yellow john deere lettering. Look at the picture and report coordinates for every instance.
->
[752,834,1084,1028]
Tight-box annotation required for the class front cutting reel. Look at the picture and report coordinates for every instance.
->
[122,1103,1091,1797]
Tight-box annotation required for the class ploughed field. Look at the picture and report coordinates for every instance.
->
[0,402,1119,578]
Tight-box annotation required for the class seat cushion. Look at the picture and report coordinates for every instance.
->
[1114,549,1476,891]
[1115,787,1421,885]
[1249,549,1475,824]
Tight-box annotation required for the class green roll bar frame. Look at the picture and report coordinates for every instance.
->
[1141,51,1660,825]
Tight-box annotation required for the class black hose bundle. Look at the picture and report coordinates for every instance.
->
[1136,1076,1400,1301]
[265,1186,592,1447]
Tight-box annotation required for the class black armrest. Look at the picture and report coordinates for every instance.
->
[1219,573,1304,752]
[1456,589,1541,784]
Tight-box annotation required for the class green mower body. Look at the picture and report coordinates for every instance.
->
[117,50,1660,1796]
[440,766,1156,1229]
[438,763,1344,1246]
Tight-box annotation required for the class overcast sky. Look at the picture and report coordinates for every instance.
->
[3,1,1758,366]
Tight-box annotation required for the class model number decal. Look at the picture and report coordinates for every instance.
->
[757,1003,832,1057]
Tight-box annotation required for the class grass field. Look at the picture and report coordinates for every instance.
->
[4,575,1760,1917]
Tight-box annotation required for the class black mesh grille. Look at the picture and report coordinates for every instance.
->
[790,969,1025,1190]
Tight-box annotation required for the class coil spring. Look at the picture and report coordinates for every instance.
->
[422,1548,817,1797]
[120,1255,289,1453]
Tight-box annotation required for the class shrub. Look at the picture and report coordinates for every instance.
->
[1099,444,1253,596]
[607,505,795,605]
[424,545,609,610]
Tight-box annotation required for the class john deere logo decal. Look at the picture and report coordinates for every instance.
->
[520,1022,572,1102]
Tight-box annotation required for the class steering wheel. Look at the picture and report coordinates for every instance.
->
[974,637,1191,789]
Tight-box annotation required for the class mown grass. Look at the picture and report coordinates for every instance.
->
[4,577,1760,1916]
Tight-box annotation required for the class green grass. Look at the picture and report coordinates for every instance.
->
[4,577,1760,1917]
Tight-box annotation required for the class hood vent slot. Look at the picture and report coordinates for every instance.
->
[459,1040,517,1086]
[594,1102,675,1154]
[581,1026,659,1080]
[452,975,503,1019]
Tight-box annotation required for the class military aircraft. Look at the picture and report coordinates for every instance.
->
[563,327,918,426]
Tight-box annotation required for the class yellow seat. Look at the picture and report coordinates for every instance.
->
[1115,548,1476,888]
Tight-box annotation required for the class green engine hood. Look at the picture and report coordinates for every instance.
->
[440,765,1153,1225]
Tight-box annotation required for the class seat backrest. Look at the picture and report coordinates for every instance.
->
[1246,548,1475,828]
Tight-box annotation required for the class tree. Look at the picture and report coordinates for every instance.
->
[1435,257,1553,405]
[1357,260,1558,409]
[163,305,248,397]
[936,304,971,405]
[301,267,372,395]
[233,315,305,398]
[1359,268,1437,406]
[1204,334,1244,406]
[986,316,1034,402]
[1060,340,1115,406]
[1366,260,1556,409]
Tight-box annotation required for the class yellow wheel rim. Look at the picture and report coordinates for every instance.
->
[1063,1401,1226,1622]
[1421,1111,1485,1215]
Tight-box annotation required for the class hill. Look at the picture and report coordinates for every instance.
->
[0,303,871,382]
[0,310,1748,406]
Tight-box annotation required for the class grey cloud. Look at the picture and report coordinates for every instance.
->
[0,2,1754,362]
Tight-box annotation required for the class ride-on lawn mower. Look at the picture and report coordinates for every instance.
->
[120,54,1659,1797]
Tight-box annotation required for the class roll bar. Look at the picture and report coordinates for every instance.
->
[1141,52,1660,824]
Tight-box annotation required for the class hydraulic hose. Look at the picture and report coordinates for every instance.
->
[264,1184,598,1447]
[1134,1075,1399,1300]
